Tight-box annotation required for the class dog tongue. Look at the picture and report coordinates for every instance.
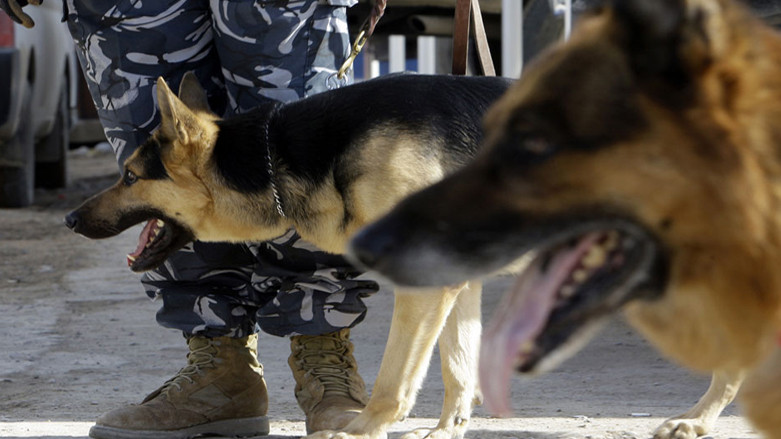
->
[479,233,601,416]
[127,220,157,266]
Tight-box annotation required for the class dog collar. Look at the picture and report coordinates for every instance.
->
[264,103,286,218]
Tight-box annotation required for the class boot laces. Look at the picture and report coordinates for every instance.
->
[294,335,355,398]
[159,338,219,394]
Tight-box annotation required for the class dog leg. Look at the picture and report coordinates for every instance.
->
[653,369,745,439]
[400,281,482,439]
[741,348,781,439]
[305,285,466,439]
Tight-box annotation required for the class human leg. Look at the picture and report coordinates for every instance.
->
[91,242,273,439]
[209,0,353,112]
[211,0,378,431]
[68,0,378,434]
[249,231,378,433]
[65,2,269,438]
[65,0,229,166]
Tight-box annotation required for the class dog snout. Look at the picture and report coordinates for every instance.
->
[349,224,399,270]
[64,211,80,231]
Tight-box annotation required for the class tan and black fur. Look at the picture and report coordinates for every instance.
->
[350,0,781,437]
[65,73,512,439]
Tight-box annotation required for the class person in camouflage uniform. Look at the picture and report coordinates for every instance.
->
[2,1,379,438]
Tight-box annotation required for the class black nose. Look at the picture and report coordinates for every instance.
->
[349,224,398,270]
[64,211,80,230]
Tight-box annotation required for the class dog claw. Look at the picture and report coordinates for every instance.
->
[400,427,465,439]
[303,431,388,439]
[653,419,707,439]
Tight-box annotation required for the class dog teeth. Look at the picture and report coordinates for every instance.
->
[572,268,589,283]
[519,341,534,355]
[154,219,164,237]
[582,245,607,269]
[148,219,165,244]
[127,254,136,262]
[604,231,620,250]
[559,285,576,298]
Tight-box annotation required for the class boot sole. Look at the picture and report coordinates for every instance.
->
[88,415,270,439]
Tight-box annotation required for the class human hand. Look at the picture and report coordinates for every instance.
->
[0,0,43,29]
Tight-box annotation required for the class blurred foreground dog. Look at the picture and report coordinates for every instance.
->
[65,73,512,439]
[351,0,781,437]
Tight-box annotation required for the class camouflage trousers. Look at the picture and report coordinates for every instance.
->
[64,0,378,338]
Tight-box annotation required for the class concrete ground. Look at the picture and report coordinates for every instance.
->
[0,148,758,439]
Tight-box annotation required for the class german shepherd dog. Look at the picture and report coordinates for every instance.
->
[65,73,512,439]
[349,0,781,437]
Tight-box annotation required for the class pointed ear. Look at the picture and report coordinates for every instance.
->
[178,72,212,114]
[156,76,194,145]
[612,0,713,85]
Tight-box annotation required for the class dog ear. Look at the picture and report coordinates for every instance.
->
[178,72,212,114]
[156,76,197,145]
[612,0,712,89]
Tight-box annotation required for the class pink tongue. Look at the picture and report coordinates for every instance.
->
[479,233,601,416]
[127,220,157,263]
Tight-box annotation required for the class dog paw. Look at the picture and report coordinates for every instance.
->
[304,431,388,439]
[653,419,708,439]
[400,427,465,439]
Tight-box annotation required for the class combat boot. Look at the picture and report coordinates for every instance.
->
[289,329,370,433]
[89,334,269,439]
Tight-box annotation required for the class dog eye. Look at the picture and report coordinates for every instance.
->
[124,170,138,185]
[524,137,555,156]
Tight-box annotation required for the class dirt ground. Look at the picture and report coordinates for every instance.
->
[0,149,758,439]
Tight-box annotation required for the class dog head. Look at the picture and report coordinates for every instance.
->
[65,73,223,272]
[351,0,781,414]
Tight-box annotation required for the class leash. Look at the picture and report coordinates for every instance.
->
[334,0,387,84]
[335,0,495,81]
[276,2,387,215]
[452,0,496,76]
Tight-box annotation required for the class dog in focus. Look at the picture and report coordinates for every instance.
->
[65,72,512,439]
[350,0,781,437]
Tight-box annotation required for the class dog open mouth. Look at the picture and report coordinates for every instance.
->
[126,218,193,272]
[480,224,665,416]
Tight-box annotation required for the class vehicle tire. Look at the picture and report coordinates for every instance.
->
[0,83,34,208]
[35,81,69,189]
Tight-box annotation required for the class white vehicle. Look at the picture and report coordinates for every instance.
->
[0,1,103,207]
